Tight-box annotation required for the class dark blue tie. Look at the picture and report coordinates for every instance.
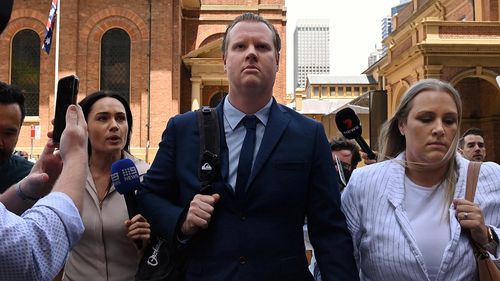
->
[235,115,257,199]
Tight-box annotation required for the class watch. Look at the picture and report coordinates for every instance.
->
[15,183,40,202]
[481,226,499,253]
[487,226,499,242]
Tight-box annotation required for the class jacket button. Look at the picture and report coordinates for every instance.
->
[239,256,246,265]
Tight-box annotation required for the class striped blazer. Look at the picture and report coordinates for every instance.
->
[342,153,500,281]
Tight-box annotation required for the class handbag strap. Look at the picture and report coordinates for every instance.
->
[465,161,482,202]
[464,161,486,256]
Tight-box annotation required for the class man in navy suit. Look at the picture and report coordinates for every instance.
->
[138,13,358,281]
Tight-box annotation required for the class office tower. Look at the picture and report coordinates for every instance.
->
[294,19,330,91]
[368,46,384,67]
[380,0,411,54]
[381,16,392,40]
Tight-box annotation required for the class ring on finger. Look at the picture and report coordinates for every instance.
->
[464,212,469,219]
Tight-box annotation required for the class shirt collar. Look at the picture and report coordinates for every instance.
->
[223,97,273,130]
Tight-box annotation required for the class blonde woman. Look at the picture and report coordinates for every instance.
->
[342,79,500,281]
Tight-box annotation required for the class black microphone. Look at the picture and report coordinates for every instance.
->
[335,107,377,160]
[111,158,143,248]
[0,0,14,35]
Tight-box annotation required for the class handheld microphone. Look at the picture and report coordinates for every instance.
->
[111,158,143,248]
[335,107,377,160]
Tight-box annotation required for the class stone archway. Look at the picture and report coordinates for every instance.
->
[388,80,409,116]
[454,77,500,162]
[209,90,227,107]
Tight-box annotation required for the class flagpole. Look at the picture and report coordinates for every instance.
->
[53,0,60,103]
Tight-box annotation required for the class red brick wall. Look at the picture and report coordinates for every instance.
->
[0,6,54,150]
[2,0,286,160]
[445,0,473,20]
[439,25,500,39]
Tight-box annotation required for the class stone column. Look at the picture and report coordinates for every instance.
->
[191,77,202,110]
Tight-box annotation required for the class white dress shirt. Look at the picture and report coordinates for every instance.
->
[223,97,272,189]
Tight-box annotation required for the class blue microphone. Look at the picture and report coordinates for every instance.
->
[111,159,143,248]
[111,158,141,219]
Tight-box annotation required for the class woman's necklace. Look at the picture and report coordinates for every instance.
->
[98,181,111,209]
[91,166,112,209]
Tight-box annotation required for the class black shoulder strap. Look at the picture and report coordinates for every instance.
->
[196,106,220,195]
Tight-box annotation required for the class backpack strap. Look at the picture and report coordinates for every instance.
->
[196,106,221,195]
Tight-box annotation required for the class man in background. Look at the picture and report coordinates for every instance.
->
[459,127,486,162]
[0,105,88,281]
[0,81,34,193]
[330,136,361,191]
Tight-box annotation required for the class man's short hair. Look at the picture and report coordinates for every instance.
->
[459,127,484,149]
[330,136,361,168]
[221,13,281,57]
[0,81,26,124]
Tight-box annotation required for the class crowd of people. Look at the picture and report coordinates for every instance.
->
[1,10,500,281]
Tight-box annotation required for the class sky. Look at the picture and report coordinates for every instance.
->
[285,0,402,93]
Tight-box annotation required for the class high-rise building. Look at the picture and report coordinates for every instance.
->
[368,46,384,67]
[381,16,392,40]
[380,16,392,55]
[380,0,411,54]
[294,19,330,91]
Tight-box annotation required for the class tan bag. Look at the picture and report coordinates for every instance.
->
[465,161,500,281]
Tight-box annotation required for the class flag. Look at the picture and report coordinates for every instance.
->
[42,0,58,54]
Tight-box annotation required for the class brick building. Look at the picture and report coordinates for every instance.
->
[0,0,287,161]
[366,0,500,162]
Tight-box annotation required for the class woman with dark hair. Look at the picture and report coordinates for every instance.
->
[62,91,151,281]
[342,79,500,280]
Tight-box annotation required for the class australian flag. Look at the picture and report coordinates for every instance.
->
[42,0,58,54]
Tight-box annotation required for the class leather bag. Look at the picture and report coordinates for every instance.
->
[464,161,500,281]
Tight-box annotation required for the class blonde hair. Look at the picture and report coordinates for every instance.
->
[378,79,463,206]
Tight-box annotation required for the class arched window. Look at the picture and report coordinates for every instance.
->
[100,28,130,103]
[209,90,227,107]
[11,29,40,116]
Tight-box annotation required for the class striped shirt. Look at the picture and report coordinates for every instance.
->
[342,153,500,281]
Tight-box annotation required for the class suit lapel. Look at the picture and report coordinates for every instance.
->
[246,100,290,190]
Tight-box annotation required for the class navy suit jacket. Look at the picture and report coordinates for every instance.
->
[138,99,358,281]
